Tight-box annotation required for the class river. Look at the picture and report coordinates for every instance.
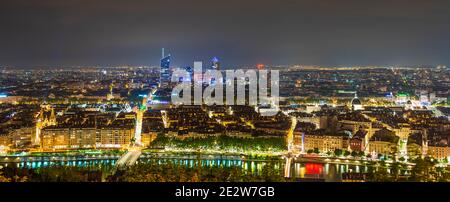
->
[0,153,371,182]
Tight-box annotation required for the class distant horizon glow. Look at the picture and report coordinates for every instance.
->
[1,0,450,67]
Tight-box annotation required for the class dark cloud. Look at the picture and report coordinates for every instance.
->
[1,0,450,67]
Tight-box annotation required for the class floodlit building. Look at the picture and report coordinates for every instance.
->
[303,133,346,153]
[351,94,363,111]
[41,127,134,150]
[428,146,449,160]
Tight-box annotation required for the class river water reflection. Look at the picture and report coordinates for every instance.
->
[0,154,369,182]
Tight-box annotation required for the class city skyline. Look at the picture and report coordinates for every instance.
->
[1,0,450,67]
[0,0,449,187]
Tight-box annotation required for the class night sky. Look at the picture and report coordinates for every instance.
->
[1,0,450,67]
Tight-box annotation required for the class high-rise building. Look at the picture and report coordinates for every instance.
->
[160,48,171,88]
[211,57,220,70]
[257,64,265,70]
[208,57,220,85]
[184,66,193,82]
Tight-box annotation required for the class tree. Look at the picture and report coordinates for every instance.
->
[366,164,393,182]
[391,162,402,181]
[0,166,28,182]
[189,172,200,182]
[409,157,442,182]
[442,168,450,182]
[0,172,27,182]
[13,175,28,182]
[313,148,320,154]
[344,150,351,156]
[351,151,358,157]
[334,149,343,156]
[0,171,11,182]
[358,151,365,157]
[261,163,285,182]
[307,149,314,154]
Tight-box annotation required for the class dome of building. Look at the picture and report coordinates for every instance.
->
[351,93,363,111]
[351,97,362,105]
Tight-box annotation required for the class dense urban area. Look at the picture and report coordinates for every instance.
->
[0,57,449,182]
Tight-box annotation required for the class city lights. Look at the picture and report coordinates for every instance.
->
[0,2,448,198]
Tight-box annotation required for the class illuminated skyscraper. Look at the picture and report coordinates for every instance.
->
[160,48,171,88]
[211,56,220,70]
[184,66,193,82]
[208,57,220,85]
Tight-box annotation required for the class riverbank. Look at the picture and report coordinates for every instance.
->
[0,149,420,167]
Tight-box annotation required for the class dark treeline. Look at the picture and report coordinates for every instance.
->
[109,161,288,182]
[0,166,103,182]
[150,134,287,152]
